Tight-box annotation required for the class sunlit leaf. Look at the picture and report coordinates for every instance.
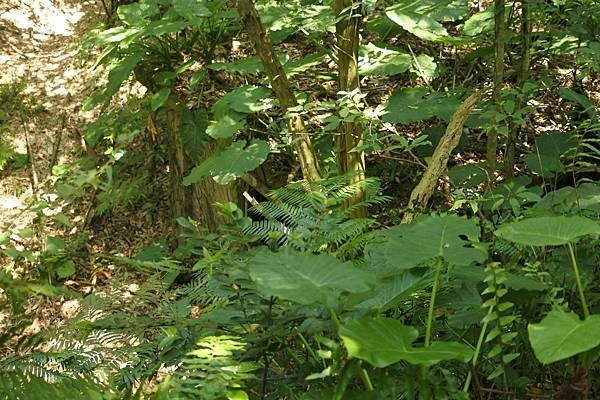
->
[249,248,375,307]
[385,214,486,269]
[528,309,600,364]
[495,216,600,246]
[183,139,269,185]
[339,317,473,367]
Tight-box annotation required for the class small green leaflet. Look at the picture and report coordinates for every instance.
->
[384,214,486,269]
[528,309,600,364]
[56,260,76,279]
[495,216,600,246]
[213,86,272,117]
[249,247,375,307]
[183,139,269,185]
[339,317,473,367]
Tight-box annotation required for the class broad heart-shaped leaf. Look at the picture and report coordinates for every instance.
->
[249,248,375,307]
[183,139,269,185]
[172,0,212,20]
[528,309,600,364]
[181,108,210,162]
[385,214,486,270]
[383,87,460,124]
[494,216,600,246]
[339,317,473,367]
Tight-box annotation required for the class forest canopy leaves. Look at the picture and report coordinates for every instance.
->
[183,139,269,185]
[249,248,375,307]
[339,317,474,367]
[528,309,600,364]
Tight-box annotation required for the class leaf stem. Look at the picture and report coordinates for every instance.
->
[425,257,443,347]
[567,242,589,318]
[463,314,491,392]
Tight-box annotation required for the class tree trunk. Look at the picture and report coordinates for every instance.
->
[237,0,321,182]
[504,0,530,178]
[165,96,236,232]
[485,0,505,187]
[402,92,481,224]
[333,0,367,218]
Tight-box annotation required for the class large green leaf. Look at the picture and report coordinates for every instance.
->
[249,248,375,307]
[213,86,272,117]
[494,216,600,246]
[359,43,411,76]
[353,272,427,311]
[462,7,494,36]
[206,113,246,140]
[383,87,460,124]
[118,0,159,26]
[339,317,473,367]
[183,139,269,185]
[181,108,210,161]
[385,7,449,42]
[528,309,600,364]
[84,52,144,110]
[384,214,486,269]
[172,0,212,20]
[559,87,597,120]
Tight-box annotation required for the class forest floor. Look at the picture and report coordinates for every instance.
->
[0,0,170,338]
[0,0,100,232]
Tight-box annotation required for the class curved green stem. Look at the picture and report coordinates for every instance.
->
[567,242,589,318]
[463,315,491,392]
[425,257,443,347]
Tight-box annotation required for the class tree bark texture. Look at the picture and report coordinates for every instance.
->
[165,96,236,232]
[504,0,530,178]
[485,0,505,186]
[334,0,367,218]
[402,92,480,224]
[237,0,321,182]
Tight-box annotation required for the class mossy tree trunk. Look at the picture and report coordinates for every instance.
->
[333,0,367,218]
[237,0,321,182]
[165,96,236,232]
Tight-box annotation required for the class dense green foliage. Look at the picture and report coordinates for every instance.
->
[1,0,600,399]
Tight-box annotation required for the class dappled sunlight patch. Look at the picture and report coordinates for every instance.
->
[0,0,85,37]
